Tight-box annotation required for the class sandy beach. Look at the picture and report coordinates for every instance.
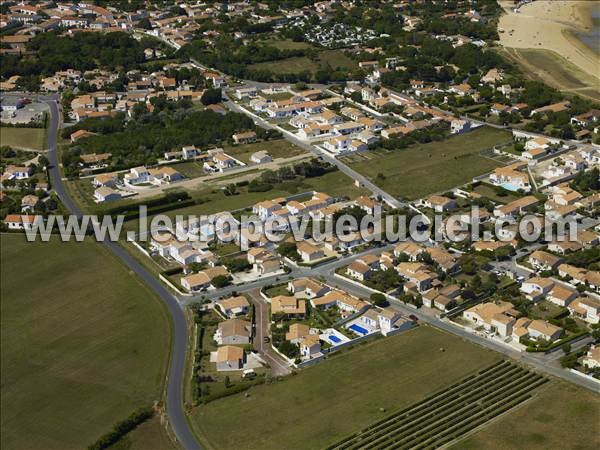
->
[498,0,599,81]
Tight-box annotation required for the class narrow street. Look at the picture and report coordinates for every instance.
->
[246,289,292,377]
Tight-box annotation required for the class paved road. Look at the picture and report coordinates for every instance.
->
[221,91,405,209]
[246,289,292,376]
[43,100,203,450]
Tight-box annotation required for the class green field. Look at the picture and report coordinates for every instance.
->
[0,127,47,150]
[107,416,177,450]
[249,50,356,74]
[452,381,600,450]
[224,139,308,164]
[0,234,172,450]
[342,127,512,200]
[191,326,499,450]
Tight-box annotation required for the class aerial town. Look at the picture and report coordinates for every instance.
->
[0,1,598,450]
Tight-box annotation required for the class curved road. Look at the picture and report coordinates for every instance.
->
[43,100,202,450]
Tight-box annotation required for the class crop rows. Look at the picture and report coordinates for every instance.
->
[327,361,547,450]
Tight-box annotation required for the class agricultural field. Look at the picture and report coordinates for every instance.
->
[499,47,600,102]
[451,381,600,450]
[191,326,500,450]
[329,360,548,449]
[0,127,47,150]
[0,234,171,450]
[342,127,512,200]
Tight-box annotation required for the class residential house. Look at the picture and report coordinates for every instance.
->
[250,151,272,164]
[3,214,43,230]
[216,296,250,318]
[270,295,306,318]
[299,335,321,358]
[463,301,516,336]
[546,284,578,307]
[232,131,257,144]
[520,277,555,301]
[211,345,245,371]
[180,266,229,292]
[568,297,600,324]
[288,278,330,299]
[94,187,122,202]
[424,195,457,213]
[311,290,368,315]
[529,250,563,272]
[582,346,600,369]
[296,241,324,263]
[286,323,310,344]
[214,319,252,345]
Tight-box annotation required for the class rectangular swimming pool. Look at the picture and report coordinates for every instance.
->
[349,324,369,335]
[328,335,342,344]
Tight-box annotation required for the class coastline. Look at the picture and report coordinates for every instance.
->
[498,0,599,82]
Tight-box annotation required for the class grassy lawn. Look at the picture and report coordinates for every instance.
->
[264,284,291,297]
[224,139,308,164]
[470,183,522,204]
[0,127,47,150]
[191,326,499,450]
[343,127,512,200]
[0,234,171,450]
[170,161,207,179]
[451,381,600,450]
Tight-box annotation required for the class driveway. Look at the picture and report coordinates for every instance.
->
[246,289,292,377]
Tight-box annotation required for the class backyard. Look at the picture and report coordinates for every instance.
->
[191,325,500,450]
[0,234,172,450]
[341,127,512,200]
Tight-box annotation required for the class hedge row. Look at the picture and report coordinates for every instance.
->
[87,407,154,450]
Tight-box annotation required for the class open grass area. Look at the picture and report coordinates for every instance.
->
[0,126,47,150]
[470,183,522,204]
[224,139,309,164]
[451,381,600,450]
[342,127,512,200]
[0,234,171,450]
[191,326,499,450]
[248,50,356,75]
[499,47,600,102]
[260,38,313,51]
[107,416,176,450]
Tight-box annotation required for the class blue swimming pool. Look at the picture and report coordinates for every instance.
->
[349,324,369,335]
[328,335,342,344]
[500,182,522,192]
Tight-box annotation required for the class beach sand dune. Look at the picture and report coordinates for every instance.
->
[498,0,599,81]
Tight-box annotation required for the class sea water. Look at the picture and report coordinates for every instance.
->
[575,4,600,55]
